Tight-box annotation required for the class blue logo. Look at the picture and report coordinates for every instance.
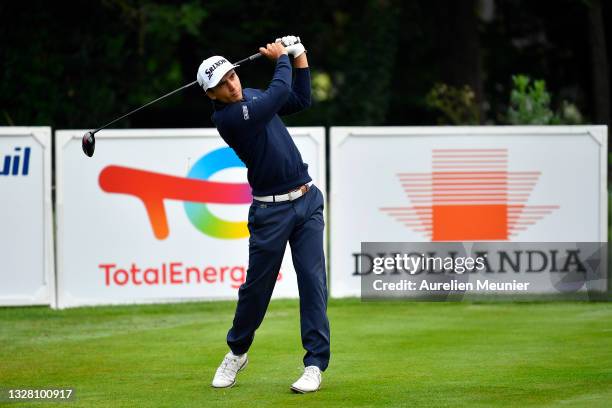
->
[1,147,31,176]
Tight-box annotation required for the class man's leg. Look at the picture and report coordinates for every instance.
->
[226,201,295,355]
[289,186,330,371]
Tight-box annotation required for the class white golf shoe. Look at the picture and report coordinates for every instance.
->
[290,366,322,393]
[211,351,248,388]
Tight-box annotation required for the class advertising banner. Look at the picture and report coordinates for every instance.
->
[330,126,608,297]
[0,127,54,306]
[55,128,325,308]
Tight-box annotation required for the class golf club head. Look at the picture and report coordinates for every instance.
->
[82,131,95,157]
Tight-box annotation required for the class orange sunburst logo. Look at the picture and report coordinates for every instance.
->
[381,149,559,241]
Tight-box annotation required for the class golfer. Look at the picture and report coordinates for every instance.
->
[197,36,330,393]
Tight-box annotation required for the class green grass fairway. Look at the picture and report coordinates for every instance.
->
[1,299,611,407]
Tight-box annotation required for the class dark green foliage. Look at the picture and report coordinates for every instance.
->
[0,0,607,128]
[0,1,208,128]
[325,0,402,125]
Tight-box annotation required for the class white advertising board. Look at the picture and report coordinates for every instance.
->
[55,128,325,308]
[0,127,54,306]
[330,126,608,297]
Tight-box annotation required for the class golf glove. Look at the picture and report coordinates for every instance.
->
[276,35,306,58]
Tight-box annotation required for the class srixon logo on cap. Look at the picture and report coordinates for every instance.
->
[205,59,228,80]
[0,147,31,176]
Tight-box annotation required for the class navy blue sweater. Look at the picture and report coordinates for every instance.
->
[212,54,312,196]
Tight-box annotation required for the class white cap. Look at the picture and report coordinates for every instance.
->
[197,56,236,91]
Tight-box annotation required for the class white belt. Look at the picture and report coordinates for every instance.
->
[253,182,313,203]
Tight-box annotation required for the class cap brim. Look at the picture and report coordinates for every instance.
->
[207,64,239,90]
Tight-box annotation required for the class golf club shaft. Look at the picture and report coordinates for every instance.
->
[92,52,263,135]
[233,52,262,66]
[93,81,197,134]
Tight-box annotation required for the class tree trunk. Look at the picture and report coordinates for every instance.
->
[435,0,484,122]
[587,0,610,134]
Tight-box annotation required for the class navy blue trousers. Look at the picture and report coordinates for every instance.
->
[227,185,330,371]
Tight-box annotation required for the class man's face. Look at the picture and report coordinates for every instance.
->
[207,69,243,103]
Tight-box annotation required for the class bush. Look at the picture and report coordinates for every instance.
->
[506,74,583,125]
[425,83,480,125]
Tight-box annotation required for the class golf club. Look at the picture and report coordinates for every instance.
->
[81,51,264,157]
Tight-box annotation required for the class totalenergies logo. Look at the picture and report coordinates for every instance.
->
[381,149,559,241]
[99,147,251,240]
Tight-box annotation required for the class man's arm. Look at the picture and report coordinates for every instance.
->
[293,52,309,69]
[278,52,312,116]
[221,43,292,133]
